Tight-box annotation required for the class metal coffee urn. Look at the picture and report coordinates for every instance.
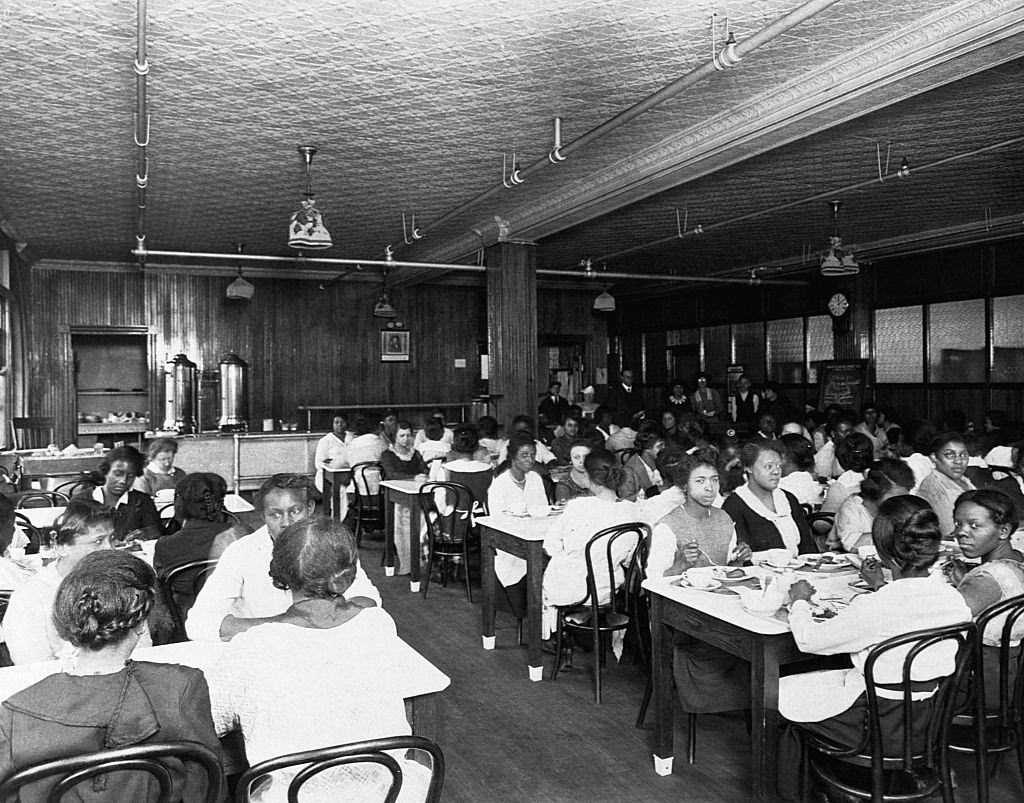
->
[218,353,249,432]
[162,353,198,434]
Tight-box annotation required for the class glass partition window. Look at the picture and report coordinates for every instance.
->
[806,315,833,385]
[993,294,1024,382]
[702,325,730,379]
[732,321,765,382]
[875,305,923,383]
[767,317,804,383]
[928,299,985,382]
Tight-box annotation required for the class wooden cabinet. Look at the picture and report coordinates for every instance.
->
[73,331,151,448]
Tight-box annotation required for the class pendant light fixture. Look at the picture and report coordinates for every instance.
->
[226,242,255,300]
[372,268,398,318]
[820,200,859,276]
[288,145,333,250]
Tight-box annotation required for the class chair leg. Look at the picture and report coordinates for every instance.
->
[592,620,603,704]
[687,713,697,764]
[462,542,473,603]
[516,618,524,646]
[550,613,565,682]
[635,675,652,729]
[421,540,433,600]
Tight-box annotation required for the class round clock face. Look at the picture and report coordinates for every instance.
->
[828,292,850,317]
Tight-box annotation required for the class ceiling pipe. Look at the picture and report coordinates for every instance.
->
[390,0,842,254]
[133,0,149,267]
[594,133,1024,268]
[132,248,806,285]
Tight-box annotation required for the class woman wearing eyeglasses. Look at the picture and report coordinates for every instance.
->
[916,431,976,537]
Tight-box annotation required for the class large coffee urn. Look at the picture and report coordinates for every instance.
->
[218,353,249,432]
[162,353,198,434]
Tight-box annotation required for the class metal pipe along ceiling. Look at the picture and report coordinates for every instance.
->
[391,0,843,253]
[134,0,149,261]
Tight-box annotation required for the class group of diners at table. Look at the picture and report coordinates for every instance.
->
[0,385,1021,799]
[0,436,440,801]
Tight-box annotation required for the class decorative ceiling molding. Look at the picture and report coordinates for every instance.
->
[405,0,1024,274]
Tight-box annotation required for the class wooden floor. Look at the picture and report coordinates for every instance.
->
[359,538,1024,802]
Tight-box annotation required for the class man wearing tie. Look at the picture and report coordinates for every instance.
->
[538,381,570,429]
[605,369,646,428]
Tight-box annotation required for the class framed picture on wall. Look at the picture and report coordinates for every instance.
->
[380,330,410,362]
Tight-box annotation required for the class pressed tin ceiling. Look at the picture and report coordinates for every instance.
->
[0,0,1023,287]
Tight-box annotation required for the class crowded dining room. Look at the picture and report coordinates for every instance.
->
[0,0,1023,800]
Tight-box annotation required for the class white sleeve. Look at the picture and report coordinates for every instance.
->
[788,595,880,656]
[5,584,57,664]
[543,513,569,557]
[185,544,247,642]
[646,523,678,577]
[528,473,549,506]
[314,436,331,472]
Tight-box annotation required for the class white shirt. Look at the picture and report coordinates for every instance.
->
[185,525,381,642]
[487,472,548,586]
[5,561,152,664]
[779,471,824,508]
[497,439,555,465]
[637,486,686,528]
[313,432,349,493]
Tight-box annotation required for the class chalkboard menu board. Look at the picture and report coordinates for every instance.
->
[817,360,868,412]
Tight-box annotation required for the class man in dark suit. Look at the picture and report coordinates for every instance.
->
[605,369,646,428]
[537,381,570,430]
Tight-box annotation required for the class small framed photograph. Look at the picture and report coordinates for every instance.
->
[380,330,410,362]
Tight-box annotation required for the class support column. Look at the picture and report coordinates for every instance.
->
[486,241,537,424]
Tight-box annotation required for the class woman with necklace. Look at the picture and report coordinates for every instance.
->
[0,550,222,802]
[721,440,816,560]
[646,453,754,718]
[554,442,594,503]
[206,517,433,802]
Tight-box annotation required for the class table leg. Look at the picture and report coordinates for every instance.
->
[406,692,439,742]
[480,529,497,651]
[409,499,422,593]
[651,594,675,776]
[383,489,396,577]
[525,541,544,681]
[750,638,782,802]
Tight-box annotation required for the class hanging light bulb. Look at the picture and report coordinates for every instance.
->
[226,242,255,300]
[372,268,398,318]
[288,146,333,250]
[820,200,859,276]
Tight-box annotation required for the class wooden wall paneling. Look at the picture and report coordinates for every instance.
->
[537,287,608,391]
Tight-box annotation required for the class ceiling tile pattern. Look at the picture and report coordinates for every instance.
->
[0,0,1022,283]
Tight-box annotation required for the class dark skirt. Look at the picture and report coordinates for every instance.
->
[673,634,751,713]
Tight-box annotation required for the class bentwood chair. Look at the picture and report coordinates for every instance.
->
[235,735,445,803]
[0,740,224,803]
[799,622,976,803]
[949,593,1024,803]
[52,476,99,499]
[13,512,45,555]
[807,511,836,552]
[351,461,385,546]
[12,490,70,509]
[9,417,55,451]
[550,522,651,704]
[417,482,477,602]
[160,559,219,641]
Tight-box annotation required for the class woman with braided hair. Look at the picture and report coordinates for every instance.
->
[154,472,251,619]
[0,550,222,801]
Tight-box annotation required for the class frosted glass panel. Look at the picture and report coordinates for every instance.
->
[806,315,833,385]
[767,317,804,383]
[703,325,730,378]
[875,306,923,383]
[993,294,1024,382]
[929,299,985,382]
[733,321,765,382]
[666,328,699,346]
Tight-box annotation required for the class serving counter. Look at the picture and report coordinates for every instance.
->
[174,431,321,493]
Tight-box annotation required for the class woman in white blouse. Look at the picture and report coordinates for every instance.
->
[206,517,430,803]
[828,458,914,552]
[541,449,637,638]
[820,432,874,514]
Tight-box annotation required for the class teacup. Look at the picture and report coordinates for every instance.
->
[684,569,715,589]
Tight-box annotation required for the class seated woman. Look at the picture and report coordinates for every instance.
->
[415,418,452,468]
[132,437,187,497]
[829,458,915,553]
[897,418,939,492]
[778,496,972,798]
[476,415,503,462]
[616,423,666,502]
[154,472,250,619]
[541,449,637,639]
[445,424,491,466]
[487,432,549,616]
[646,452,753,715]
[0,550,222,802]
[820,432,874,514]
[313,412,350,498]
[205,517,429,802]
[659,409,693,451]
[5,499,157,664]
[944,489,1024,706]
[0,493,34,592]
[87,445,161,542]
[346,414,386,467]
[721,441,816,559]
[777,433,823,508]
[917,431,976,537]
[554,441,593,504]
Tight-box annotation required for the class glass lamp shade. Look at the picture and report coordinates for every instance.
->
[593,289,616,312]
[288,198,333,249]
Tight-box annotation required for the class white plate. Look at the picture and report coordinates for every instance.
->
[673,576,722,591]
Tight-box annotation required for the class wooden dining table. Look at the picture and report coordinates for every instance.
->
[644,564,864,802]
[476,512,553,682]
[380,478,427,592]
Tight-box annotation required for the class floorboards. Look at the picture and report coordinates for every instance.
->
[358,538,1024,802]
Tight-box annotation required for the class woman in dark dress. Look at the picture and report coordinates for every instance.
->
[721,440,816,559]
[86,445,161,542]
